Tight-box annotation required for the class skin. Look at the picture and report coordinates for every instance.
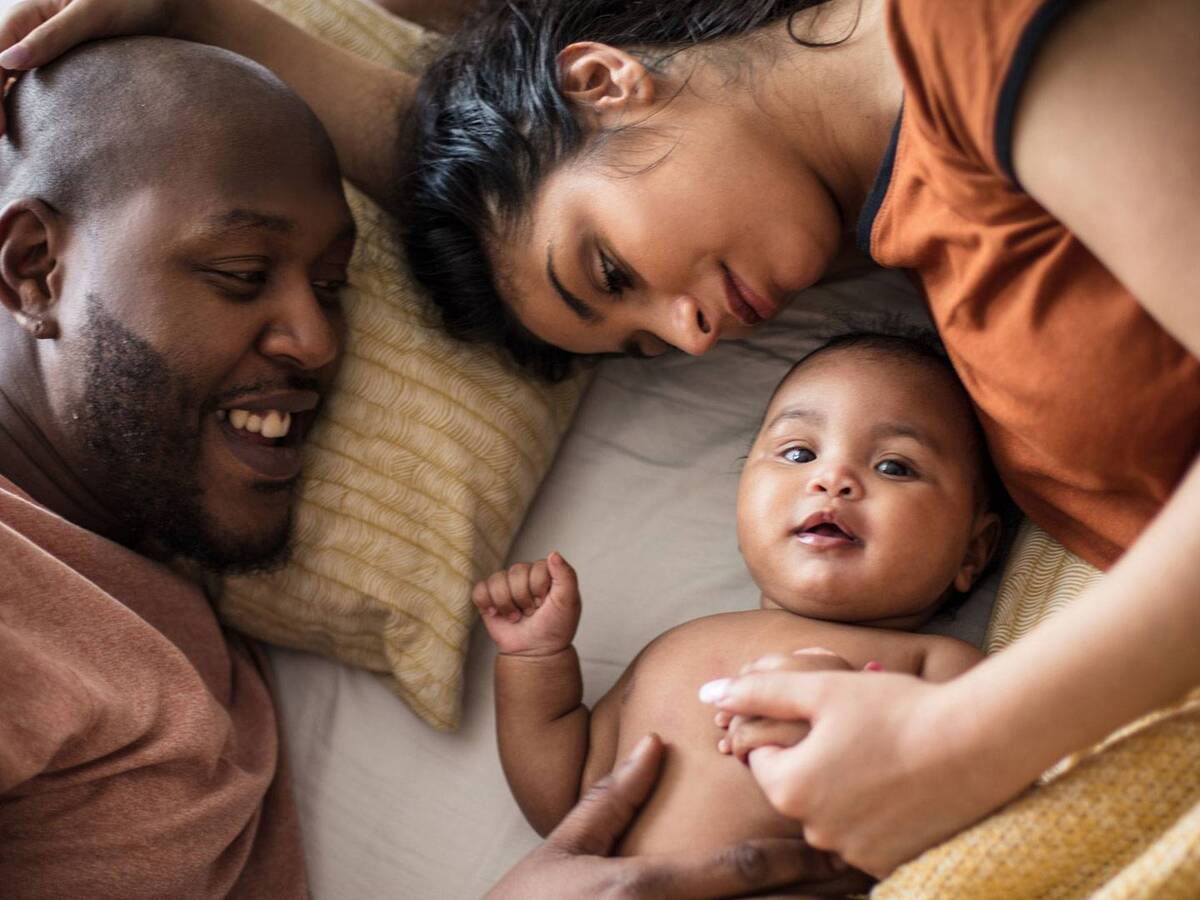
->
[472,351,992,890]
[2,0,1198,885]
[737,350,998,628]
[0,43,355,565]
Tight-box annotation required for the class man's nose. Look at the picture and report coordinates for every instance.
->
[806,463,863,500]
[257,277,341,371]
[667,294,719,356]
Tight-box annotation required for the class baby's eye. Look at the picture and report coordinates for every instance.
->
[782,446,815,464]
[876,459,913,477]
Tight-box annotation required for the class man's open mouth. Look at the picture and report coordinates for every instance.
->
[214,391,320,481]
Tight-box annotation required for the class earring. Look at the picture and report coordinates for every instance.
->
[31,318,57,339]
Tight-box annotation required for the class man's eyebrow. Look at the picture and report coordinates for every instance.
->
[767,407,825,430]
[546,244,601,324]
[206,209,296,234]
[872,420,942,453]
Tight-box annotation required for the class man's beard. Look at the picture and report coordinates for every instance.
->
[74,296,292,574]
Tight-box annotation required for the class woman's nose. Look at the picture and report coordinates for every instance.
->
[806,464,863,500]
[666,294,719,356]
[257,277,341,371]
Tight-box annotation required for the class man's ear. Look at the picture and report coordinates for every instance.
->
[557,42,655,124]
[0,198,61,340]
[953,510,1003,593]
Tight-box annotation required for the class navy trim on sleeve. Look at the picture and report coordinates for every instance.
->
[856,107,903,258]
[994,0,1077,189]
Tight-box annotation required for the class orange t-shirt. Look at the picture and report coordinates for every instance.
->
[0,476,307,899]
[859,0,1200,569]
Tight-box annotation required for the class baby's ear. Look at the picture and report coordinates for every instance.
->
[953,510,1003,593]
[0,199,63,340]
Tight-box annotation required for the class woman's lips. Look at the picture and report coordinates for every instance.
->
[722,266,777,325]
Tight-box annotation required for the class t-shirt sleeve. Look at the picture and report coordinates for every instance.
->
[0,615,100,793]
[887,0,1079,185]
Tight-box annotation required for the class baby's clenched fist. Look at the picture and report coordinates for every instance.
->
[472,551,582,656]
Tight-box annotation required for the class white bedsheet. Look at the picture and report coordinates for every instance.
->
[270,265,999,898]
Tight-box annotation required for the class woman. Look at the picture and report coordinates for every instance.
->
[3,0,1195,887]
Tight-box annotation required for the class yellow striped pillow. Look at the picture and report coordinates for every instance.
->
[216,0,587,730]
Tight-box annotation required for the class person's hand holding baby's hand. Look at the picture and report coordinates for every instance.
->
[472,552,581,657]
[711,648,860,763]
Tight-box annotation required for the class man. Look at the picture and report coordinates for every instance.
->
[0,36,831,898]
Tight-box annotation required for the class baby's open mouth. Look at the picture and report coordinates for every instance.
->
[794,513,861,548]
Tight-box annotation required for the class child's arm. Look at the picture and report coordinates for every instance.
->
[918,637,985,683]
[474,553,589,836]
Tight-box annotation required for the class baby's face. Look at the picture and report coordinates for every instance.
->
[737,349,995,627]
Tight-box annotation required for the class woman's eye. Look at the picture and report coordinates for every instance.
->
[599,251,632,295]
[876,459,913,477]
[782,446,815,464]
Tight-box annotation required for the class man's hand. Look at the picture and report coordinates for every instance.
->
[472,552,581,657]
[488,733,858,899]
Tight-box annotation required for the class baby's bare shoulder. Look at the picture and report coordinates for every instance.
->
[632,611,983,682]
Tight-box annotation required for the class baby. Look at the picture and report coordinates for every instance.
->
[472,333,1002,863]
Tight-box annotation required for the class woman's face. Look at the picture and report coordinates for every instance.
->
[494,74,845,358]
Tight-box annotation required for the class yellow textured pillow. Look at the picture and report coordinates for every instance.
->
[217,0,588,730]
[874,520,1200,898]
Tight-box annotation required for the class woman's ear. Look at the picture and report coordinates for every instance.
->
[557,42,655,123]
[0,199,61,340]
[953,510,1003,593]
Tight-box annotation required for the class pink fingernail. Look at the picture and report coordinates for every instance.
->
[864,661,884,672]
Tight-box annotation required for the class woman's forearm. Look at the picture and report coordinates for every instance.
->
[177,0,415,201]
[495,647,591,836]
[947,454,1200,794]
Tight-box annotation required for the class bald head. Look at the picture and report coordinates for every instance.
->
[0,36,340,219]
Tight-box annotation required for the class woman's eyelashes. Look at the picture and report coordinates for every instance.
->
[598,249,633,295]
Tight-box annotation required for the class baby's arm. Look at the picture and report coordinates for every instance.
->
[918,636,985,682]
[475,553,591,836]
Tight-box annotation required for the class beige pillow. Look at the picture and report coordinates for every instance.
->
[218,0,588,730]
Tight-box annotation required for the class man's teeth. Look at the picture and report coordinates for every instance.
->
[220,408,292,439]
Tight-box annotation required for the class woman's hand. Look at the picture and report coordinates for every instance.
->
[701,669,1025,878]
[0,0,185,128]
[711,648,855,763]
[488,733,852,898]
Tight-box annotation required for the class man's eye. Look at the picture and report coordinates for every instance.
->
[312,279,348,308]
[782,446,815,464]
[210,269,267,289]
[876,459,913,477]
[599,251,632,295]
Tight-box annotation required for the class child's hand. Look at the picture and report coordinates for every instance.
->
[711,649,858,763]
[472,551,581,657]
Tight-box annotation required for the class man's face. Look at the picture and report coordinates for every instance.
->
[47,137,355,572]
[736,350,989,626]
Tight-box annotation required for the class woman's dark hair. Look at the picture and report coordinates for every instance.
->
[398,0,840,381]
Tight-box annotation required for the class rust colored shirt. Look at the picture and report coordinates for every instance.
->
[0,476,307,899]
[860,0,1200,569]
